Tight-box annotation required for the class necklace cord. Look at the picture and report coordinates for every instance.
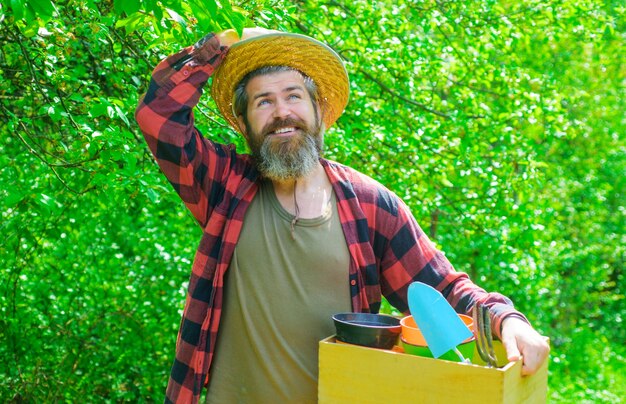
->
[290,180,299,239]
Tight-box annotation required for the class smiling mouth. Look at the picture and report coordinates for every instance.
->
[268,127,299,136]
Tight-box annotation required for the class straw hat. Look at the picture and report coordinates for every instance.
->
[211,33,350,132]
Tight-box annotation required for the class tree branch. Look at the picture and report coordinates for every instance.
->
[359,69,451,118]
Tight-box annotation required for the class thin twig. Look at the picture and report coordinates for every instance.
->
[359,69,450,118]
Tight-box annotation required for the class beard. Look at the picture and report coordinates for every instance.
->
[246,117,324,181]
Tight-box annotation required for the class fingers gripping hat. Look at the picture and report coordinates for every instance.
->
[211,33,350,132]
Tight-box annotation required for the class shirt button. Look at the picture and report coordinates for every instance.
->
[350,280,356,286]
[183,70,189,76]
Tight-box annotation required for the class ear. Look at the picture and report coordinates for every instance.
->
[236,115,248,139]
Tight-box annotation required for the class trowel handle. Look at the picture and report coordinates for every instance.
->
[454,347,470,363]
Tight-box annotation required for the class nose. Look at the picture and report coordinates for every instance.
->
[272,99,291,120]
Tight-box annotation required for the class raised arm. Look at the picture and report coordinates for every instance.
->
[135,29,277,226]
[135,33,230,227]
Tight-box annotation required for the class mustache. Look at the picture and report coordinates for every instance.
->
[262,118,307,136]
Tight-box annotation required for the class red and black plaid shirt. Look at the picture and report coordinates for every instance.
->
[135,33,527,403]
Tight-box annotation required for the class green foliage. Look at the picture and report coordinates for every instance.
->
[1,0,623,401]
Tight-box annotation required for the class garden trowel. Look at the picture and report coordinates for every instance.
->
[407,281,473,361]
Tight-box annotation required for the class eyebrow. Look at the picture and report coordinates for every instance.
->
[252,85,305,101]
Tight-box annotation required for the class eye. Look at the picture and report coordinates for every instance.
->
[287,93,302,101]
[256,99,271,107]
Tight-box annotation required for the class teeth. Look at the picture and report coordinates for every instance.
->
[273,127,296,134]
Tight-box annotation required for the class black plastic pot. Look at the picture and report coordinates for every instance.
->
[332,312,402,349]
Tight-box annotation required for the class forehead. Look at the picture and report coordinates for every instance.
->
[245,70,307,96]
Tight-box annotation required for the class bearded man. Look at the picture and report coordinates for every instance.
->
[135,28,549,404]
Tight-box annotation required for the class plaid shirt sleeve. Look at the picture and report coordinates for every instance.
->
[135,33,234,228]
[377,195,529,339]
[326,160,528,340]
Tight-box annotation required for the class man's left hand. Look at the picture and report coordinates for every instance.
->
[500,316,550,376]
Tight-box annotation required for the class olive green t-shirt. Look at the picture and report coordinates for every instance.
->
[206,179,351,403]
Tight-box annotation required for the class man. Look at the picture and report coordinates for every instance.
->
[136,28,549,403]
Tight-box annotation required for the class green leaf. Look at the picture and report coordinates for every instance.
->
[216,7,248,34]
[114,12,149,34]
[146,188,160,203]
[232,11,247,37]
[218,0,233,12]
[201,0,218,16]
[113,0,141,16]
[114,105,131,127]
[4,190,25,208]
[89,101,109,118]
[29,0,56,20]
[165,7,187,28]
[10,0,25,20]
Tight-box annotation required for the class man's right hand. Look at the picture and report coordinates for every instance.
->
[217,28,281,48]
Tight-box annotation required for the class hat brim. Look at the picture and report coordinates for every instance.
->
[211,33,349,133]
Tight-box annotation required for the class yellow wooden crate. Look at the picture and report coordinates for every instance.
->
[318,336,548,404]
